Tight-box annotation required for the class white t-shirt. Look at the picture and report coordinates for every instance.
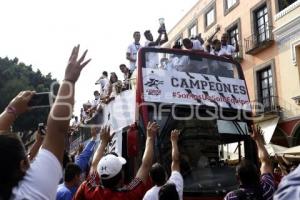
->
[168,55,190,72]
[143,171,183,200]
[12,149,62,200]
[97,78,109,94]
[192,40,204,50]
[127,43,142,71]
[91,97,100,108]
[144,41,159,69]
[71,120,80,127]
[209,50,233,71]
[219,44,235,56]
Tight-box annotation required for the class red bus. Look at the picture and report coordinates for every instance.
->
[95,47,257,200]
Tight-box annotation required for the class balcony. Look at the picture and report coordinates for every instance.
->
[252,96,281,118]
[245,26,274,55]
[275,0,300,20]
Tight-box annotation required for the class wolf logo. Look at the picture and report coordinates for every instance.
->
[145,78,164,89]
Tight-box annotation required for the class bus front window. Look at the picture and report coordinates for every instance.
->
[145,51,240,79]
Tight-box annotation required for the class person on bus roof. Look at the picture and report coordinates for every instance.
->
[144,30,168,69]
[182,38,204,51]
[101,72,122,104]
[219,33,239,58]
[172,41,182,49]
[211,39,222,56]
[73,122,159,200]
[126,31,142,73]
[143,129,183,200]
[224,125,275,200]
[144,30,168,48]
[119,64,132,90]
[95,71,109,95]
[210,39,235,78]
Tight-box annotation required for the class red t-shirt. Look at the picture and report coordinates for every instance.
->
[73,172,149,200]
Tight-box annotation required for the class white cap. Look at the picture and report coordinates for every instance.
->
[97,154,126,180]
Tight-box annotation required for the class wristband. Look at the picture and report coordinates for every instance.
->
[63,79,75,84]
[5,106,17,118]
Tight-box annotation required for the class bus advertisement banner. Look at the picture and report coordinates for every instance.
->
[142,68,251,111]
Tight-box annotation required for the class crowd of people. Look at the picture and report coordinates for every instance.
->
[1,28,300,200]
[79,26,240,125]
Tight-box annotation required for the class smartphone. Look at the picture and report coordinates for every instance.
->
[28,92,51,108]
[38,123,46,135]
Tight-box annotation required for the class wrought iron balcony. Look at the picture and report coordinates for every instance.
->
[252,96,281,116]
[245,26,274,55]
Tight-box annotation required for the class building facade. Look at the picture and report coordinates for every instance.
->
[164,0,300,147]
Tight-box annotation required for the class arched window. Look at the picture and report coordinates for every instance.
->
[271,128,288,147]
[292,126,300,146]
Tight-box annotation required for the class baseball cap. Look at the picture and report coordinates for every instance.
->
[97,154,127,180]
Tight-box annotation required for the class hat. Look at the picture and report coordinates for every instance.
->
[97,154,126,180]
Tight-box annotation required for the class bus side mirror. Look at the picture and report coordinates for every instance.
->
[127,124,139,157]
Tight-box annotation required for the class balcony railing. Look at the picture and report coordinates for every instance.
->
[245,26,274,55]
[252,96,281,116]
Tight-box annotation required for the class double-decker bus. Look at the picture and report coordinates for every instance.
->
[94,47,257,200]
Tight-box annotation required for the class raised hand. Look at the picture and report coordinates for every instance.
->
[100,125,113,144]
[8,90,35,115]
[147,121,159,138]
[170,129,180,142]
[35,130,45,143]
[64,45,91,83]
[251,125,265,144]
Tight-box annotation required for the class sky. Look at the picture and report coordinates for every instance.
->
[0,0,199,116]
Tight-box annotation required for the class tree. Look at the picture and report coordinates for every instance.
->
[0,56,58,132]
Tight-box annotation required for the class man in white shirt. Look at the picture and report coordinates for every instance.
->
[210,39,235,78]
[143,129,183,200]
[127,31,142,72]
[144,30,168,47]
[95,71,109,94]
[119,64,132,90]
[91,90,100,109]
[0,45,91,200]
[144,30,168,68]
[210,39,222,56]
[167,54,190,72]
[220,33,239,57]
[182,38,204,51]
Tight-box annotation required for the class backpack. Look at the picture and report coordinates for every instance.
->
[233,188,264,200]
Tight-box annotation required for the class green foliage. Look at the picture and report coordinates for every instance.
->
[0,56,58,132]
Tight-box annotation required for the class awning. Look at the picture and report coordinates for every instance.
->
[281,145,300,155]
[265,143,287,156]
[256,117,280,144]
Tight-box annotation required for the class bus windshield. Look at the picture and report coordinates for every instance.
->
[140,48,251,112]
[144,50,242,79]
